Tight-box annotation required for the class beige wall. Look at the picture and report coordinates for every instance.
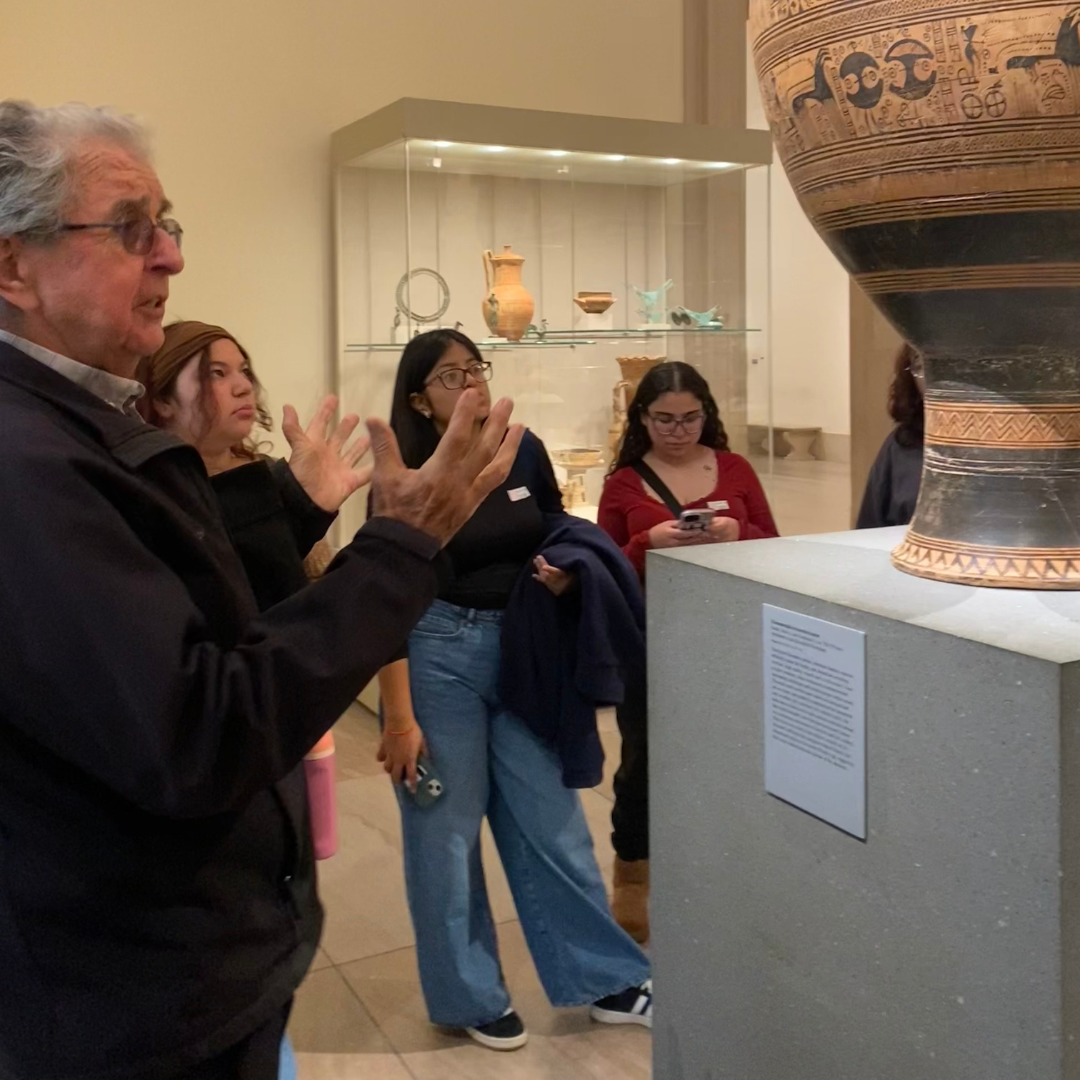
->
[2,0,683,443]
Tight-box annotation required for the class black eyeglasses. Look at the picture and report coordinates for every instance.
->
[425,360,493,391]
[58,216,183,255]
[647,410,705,435]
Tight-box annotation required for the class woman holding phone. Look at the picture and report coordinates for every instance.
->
[597,360,778,942]
[599,361,778,575]
[375,329,651,1053]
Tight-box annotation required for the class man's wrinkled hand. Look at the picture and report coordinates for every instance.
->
[366,390,524,546]
[283,395,371,512]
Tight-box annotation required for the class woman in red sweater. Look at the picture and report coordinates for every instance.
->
[597,360,778,943]
[600,361,778,576]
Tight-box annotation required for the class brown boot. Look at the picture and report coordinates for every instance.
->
[612,857,650,944]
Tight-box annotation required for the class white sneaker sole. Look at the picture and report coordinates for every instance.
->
[465,1026,529,1051]
[589,1005,653,1029]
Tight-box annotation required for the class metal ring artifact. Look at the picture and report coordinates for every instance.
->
[395,268,450,324]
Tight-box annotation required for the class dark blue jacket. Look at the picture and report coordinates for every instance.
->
[500,516,645,788]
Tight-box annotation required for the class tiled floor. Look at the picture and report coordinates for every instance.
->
[289,707,644,1080]
[290,458,850,1078]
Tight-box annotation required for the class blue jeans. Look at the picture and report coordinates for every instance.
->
[397,599,650,1028]
[278,1036,296,1080]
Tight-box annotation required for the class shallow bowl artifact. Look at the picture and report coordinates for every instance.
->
[573,292,617,315]
[751,0,1080,588]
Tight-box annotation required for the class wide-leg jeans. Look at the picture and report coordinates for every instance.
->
[397,599,650,1029]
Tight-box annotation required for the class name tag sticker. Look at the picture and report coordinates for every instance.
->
[708,500,730,511]
[508,486,532,502]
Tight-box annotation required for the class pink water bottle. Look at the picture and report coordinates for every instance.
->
[303,732,338,860]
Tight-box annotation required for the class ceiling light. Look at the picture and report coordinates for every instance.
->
[606,154,627,162]
[434,141,452,148]
[548,150,569,157]
[485,145,508,153]
[663,158,682,165]
[704,161,735,169]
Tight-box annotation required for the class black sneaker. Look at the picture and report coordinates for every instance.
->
[590,978,653,1028]
[466,1008,529,1051]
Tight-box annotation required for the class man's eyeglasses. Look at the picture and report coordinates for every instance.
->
[647,410,705,435]
[58,216,184,256]
[425,360,493,391]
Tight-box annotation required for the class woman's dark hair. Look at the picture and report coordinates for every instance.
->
[609,360,728,474]
[389,328,486,469]
[889,343,924,449]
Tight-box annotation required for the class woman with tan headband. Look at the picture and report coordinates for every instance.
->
[140,321,269,467]
[140,321,370,602]
[140,324,372,1069]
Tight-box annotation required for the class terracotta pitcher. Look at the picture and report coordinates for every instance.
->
[751,0,1080,589]
[482,246,535,342]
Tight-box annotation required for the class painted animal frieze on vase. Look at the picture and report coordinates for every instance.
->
[751,0,1080,587]
[482,246,535,343]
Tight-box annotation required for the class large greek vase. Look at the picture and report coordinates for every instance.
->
[750,0,1080,587]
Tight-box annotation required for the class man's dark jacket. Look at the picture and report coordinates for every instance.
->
[0,342,438,1079]
[500,516,645,788]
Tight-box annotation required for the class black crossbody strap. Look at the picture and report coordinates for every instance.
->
[631,460,684,519]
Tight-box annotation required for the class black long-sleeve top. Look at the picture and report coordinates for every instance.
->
[856,429,924,529]
[439,429,565,609]
[211,457,336,611]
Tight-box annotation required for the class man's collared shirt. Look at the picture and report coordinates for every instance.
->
[0,328,145,417]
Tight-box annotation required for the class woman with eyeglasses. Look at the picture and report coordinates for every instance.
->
[375,329,651,1052]
[599,361,778,575]
[596,360,778,944]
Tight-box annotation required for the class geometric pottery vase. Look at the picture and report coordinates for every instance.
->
[750,0,1080,587]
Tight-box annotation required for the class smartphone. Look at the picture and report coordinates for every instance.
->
[678,508,716,531]
[408,754,446,809]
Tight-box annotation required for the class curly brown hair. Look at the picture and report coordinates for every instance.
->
[889,343,924,449]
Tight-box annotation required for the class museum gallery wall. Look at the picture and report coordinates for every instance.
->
[1,0,683,448]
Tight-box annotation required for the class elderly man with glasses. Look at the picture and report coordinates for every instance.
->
[0,100,521,1080]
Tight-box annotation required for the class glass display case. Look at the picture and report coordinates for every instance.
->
[332,98,773,535]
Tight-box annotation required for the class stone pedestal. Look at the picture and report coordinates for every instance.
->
[648,527,1080,1080]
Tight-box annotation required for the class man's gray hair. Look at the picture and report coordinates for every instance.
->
[0,101,151,242]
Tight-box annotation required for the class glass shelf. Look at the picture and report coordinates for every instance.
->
[346,340,592,353]
[345,326,763,352]
[539,327,761,338]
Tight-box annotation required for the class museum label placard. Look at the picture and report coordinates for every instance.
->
[763,605,867,839]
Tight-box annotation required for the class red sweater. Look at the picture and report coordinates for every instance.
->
[598,450,779,577]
